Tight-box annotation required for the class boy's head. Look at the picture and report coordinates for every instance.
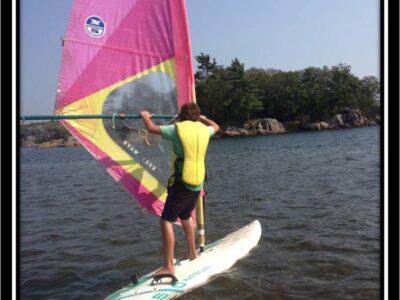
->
[179,102,201,121]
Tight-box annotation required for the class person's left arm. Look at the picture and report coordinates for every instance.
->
[199,115,219,134]
[140,111,161,135]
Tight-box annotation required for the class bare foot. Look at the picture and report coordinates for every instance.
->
[155,266,176,276]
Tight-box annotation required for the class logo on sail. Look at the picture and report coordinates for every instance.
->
[85,16,106,37]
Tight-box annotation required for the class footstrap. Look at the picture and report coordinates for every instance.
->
[150,274,178,285]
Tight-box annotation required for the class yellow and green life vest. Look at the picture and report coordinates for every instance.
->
[175,121,210,186]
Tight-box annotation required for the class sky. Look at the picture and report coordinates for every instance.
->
[19,0,381,116]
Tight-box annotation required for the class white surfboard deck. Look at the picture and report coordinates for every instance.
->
[105,219,262,300]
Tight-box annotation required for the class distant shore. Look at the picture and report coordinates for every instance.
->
[21,110,379,149]
[221,110,379,138]
[20,125,380,149]
[22,137,82,149]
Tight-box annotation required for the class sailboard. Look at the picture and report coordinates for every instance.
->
[54,0,262,298]
[105,220,262,300]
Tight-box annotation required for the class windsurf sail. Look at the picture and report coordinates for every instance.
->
[54,0,195,218]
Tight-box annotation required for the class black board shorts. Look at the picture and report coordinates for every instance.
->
[161,180,200,222]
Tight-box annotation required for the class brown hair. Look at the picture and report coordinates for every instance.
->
[178,102,201,121]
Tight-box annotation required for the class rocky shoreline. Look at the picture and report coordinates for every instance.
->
[223,108,379,137]
[22,136,82,148]
[21,109,379,148]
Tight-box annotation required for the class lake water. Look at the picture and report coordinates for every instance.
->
[20,126,381,299]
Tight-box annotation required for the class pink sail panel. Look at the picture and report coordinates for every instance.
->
[55,0,196,219]
[56,0,194,109]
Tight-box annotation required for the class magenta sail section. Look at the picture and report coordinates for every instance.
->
[54,0,196,220]
[170,0,195,107]
[56,0,177,109]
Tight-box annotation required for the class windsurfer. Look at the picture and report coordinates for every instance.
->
[140,103,219,276]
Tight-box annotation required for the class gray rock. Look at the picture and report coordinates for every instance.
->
[238,128,252,136]
[330,114,344,125]
[302,122,321,131]
[342,108,361,124]
[257,118,286,133]
[320,122,330,129]
[224,127,241,137]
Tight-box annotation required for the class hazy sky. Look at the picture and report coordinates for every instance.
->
[19,0,380,115]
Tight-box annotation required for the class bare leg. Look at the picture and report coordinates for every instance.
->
[156,219,176,275]
[181,217,198,260]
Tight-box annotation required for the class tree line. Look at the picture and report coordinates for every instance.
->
[194,53,380,126]
[21,55,380,145]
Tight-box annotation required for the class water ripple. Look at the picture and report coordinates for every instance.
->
[20,127,381,299]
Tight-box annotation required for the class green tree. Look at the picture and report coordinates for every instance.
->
[223,58,263,124]
[196,67,229,123]
[194,52,219,80]
[326,63,360,113]
[358,76,380,117]
[298,66,331,122]
[194,53,380,127]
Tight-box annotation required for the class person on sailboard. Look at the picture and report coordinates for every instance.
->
[140,103,219,276]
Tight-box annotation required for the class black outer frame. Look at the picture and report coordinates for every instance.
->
[2,0,14,299]
[16,1,21,299]
[2,1,13,300]
[9,0,398,299]
[387,0,400,298]
[17,0,21,298]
